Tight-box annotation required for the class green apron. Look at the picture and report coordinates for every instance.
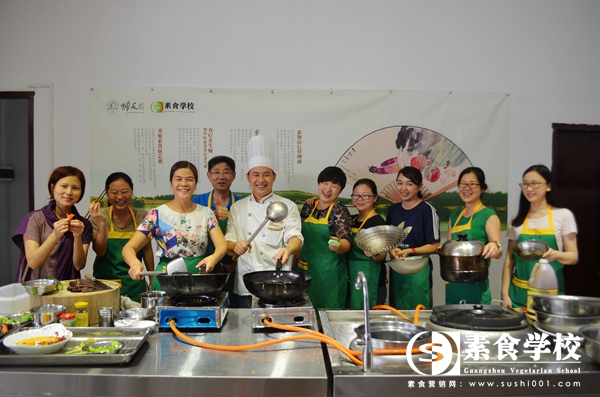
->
[347,211,380,309]
[509,206,564,308]
[446,203,492,305]
[152,256,207,291]
[204,191,237,306]
[297,201,347,309]
[93,207,147,303]
[389,264,431,310]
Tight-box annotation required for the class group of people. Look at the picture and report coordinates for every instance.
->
[12,134,578,310]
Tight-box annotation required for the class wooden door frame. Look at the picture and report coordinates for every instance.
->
[0,91,35,211]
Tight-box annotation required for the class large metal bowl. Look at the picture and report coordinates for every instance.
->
[22,279,60,296]
[118,308,155,322]
[354,321,431,350]
[354,226,408,255]
[532,294,600,317]
[579,325,600,365]
[388,256,429,275]
[514,240,549,261]
[536,310,600,334]
[30,304,67,327]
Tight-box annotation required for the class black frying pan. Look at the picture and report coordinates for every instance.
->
[156,264,229,298]
[243,260,312,303]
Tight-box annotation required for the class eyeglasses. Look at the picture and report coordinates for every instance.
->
[351,194,375,201]
[458,183,480,189]
[108,189,132,197]
[210,170,233,177]
[519,182,546,189]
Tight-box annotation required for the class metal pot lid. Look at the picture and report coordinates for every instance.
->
[430,304,528,331]
[438,234,485,257]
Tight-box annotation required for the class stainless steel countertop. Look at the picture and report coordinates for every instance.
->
[320,309,600,396]
[0,309,329,397]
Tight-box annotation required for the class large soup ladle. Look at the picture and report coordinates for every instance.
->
[232,201,289,260]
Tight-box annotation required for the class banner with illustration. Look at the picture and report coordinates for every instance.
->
[90,88,509,227]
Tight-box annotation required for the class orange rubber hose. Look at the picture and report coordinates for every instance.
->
[169,319,364,366]
[373,304,427,325]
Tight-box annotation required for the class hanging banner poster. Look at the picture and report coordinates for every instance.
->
[90,88,509,227]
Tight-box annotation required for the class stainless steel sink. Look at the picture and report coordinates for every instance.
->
[319,309,432,374]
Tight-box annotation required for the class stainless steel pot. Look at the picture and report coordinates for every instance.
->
[536,311,600,334]
[437,234,487,283]
[31,304,66,327]
[579,325,600,365]
[427,304,531,358]
[532,294,600,317]
[354,321,431,350]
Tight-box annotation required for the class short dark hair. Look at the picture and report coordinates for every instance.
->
[105,172,134,191]
[397,166,424,199]
[47,166,86,202]
[208,156,236,172]
[170,161,198,182]
[317,166,347,190]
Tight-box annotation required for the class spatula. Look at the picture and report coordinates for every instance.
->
[140,257,188,276]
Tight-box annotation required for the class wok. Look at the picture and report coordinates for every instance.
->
[156,264,229,298]
[243,260,312,303]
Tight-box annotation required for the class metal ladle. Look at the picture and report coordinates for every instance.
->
[232,201,289,260]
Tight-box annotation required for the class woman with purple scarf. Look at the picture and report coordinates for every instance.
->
[13,166,93,281]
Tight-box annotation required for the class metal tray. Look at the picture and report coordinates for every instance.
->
[0,326,151,365]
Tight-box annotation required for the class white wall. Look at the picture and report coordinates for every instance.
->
[1,0,599,304]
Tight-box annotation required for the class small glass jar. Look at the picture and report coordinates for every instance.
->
[74,301,89,327]
[59,312,76,327]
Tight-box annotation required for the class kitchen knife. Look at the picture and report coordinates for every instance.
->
[84,274,111,291]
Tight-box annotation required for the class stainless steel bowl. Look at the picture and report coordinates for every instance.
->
[22,279,59,296]
[140,291,169,310]
[532,294,600,317]
[514,240,549,261]
[354,321,431,350]
[536,310,600,334]
[354,226,408,255]
[579,325,600,365]
[118,308,155,322]
[30,304,66,327]
[388,256,429,275]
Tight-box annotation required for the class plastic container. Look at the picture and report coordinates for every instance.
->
[74,301,89,327]
[527,258,558,317]
[0,283,30,315]
[59,312,76,327]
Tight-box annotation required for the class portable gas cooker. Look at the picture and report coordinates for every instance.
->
[156,292,229,331]
[250,294,315,330]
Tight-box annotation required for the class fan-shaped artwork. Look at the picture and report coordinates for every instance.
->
[336,126,472,202]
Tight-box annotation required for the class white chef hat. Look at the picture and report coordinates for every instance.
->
[247,135,276,172]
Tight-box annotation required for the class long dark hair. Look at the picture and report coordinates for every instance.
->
[397,166,423,199]
[512,164,560,227]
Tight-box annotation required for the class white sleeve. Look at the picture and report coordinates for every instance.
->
[225,202,240,242]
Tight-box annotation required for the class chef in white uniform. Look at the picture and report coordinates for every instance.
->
[225,135,304,307]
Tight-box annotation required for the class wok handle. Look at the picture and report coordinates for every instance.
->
[232,218,270,261]
[140,271,166,276]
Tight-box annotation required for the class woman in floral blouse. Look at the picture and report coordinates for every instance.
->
[123,161,227,290]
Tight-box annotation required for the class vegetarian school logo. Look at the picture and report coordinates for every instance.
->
[406,331,461,376]
[150,101,165,113]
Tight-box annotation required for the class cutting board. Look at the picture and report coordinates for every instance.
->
[29,279,120,325]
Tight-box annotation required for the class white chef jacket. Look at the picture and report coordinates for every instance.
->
[225,192,304,296]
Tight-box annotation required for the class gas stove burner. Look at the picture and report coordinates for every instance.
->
[258,295,307,308]
[173,295,217,307]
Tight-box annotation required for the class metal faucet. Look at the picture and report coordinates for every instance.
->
[355,271,373,372]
